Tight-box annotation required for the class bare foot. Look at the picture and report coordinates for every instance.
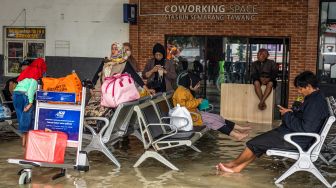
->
[217,163,234,173]
[234,132,249,141]
[258,102,267,110]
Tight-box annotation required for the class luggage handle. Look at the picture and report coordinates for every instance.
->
[104,74,133,95]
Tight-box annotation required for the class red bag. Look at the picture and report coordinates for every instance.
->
[25,130,68,164]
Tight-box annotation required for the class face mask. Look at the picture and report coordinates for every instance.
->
[126,50,131,57]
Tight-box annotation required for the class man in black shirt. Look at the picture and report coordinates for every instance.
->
[216,71,329,173]
[250,49,278,110]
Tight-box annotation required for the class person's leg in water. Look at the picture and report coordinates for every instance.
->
[216,147,256,173]
[217,124,249,141]
[216,128,292,173]
[232,124,252,132]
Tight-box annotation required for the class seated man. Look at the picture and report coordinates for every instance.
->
[251,49,278,110]
[216,71,329,173]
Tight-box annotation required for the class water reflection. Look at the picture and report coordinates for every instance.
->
[134,168,176,188]
[1,122,336,188]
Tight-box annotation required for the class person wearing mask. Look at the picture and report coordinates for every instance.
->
[13,58,47,146]
[122,42,138,72]
[86,42,154,121]
[142,43,177,92]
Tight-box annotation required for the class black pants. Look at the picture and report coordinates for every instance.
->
[217,120,235,135]
[246,128,296,157]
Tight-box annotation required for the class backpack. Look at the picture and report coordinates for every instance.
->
[101,73,140,108]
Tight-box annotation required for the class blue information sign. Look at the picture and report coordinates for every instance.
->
[36,91,76,103]
[37,108,80,141]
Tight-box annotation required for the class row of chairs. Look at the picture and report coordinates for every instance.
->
[82,91,209,170]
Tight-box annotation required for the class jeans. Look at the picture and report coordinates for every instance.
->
[13,91,34,133]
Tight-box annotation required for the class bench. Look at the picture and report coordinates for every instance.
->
[133,99,202,170]
[266,96,336,187]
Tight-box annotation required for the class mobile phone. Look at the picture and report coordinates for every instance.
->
[277,105,283,109]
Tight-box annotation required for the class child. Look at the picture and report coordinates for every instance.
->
[13,58,47,146]
[172,72,251,141]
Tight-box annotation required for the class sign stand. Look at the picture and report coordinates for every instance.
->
[8,81,90,185]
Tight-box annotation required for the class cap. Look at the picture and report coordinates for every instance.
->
[20,59,33,67]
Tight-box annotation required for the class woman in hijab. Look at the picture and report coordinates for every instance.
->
[13,58,47,146]
[173,72,251,141]
[86,42,154,121]
[142,43,177,92]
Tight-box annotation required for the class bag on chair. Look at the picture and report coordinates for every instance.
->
[101,73,140,108]
[169,104,193,131]
[42,72,82,102]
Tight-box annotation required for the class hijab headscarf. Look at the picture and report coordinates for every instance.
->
[101,42,127,80]
[150,43,166,92]
[109,42,126,64]
[17,58,47,82]
[152,43,166,66]
[178,72,190,88]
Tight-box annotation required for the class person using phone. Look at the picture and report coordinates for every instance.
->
[142,43,177,92]
[216,71,329,173]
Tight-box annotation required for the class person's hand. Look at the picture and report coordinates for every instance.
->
[151,66,159,73]
[159,67,167,74]
[278,105,292,115]
[143,85,156,95]
[24,103,33,112]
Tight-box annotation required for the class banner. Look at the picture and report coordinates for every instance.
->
[6,27,46,39]
[37,108,80,142]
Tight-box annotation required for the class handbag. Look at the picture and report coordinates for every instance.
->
[169,104,193,131]
[101,73,140,108]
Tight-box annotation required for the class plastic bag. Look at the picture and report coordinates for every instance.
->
[0,104,11,119]
[25,130,68,163]
[42,72,82,102]
[169,104,193,131]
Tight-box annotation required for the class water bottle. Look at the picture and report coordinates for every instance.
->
[0,106,4,119]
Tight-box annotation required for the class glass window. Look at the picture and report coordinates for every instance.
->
[318,1,336,83]
[7,42,24,74]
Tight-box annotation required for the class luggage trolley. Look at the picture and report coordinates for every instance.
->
[8,80,92,185]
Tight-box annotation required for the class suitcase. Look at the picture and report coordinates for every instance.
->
[25,130,68,164]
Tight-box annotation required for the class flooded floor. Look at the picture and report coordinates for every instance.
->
[1,122,336,188]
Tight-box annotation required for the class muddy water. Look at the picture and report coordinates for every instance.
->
[1,123,336,188]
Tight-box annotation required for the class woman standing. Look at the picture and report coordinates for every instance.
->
[13,58,47,146]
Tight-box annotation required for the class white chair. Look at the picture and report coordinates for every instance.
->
[266,96,336,188]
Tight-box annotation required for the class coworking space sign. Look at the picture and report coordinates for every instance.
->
[164,4,258,21]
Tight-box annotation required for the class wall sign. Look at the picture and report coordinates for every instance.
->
[164,4,258,21]
[6,27,45,39]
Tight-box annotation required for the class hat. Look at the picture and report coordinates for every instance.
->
[20,59,33,67]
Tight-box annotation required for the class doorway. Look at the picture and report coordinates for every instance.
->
[166,36,290,117]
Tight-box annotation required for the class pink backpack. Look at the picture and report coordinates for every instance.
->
[101,73,140,108]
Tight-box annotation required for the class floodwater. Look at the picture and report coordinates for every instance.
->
[1,122,336,188]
